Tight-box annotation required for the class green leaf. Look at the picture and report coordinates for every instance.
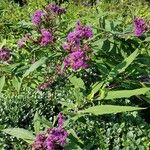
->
[64,114,84,127]
[65,140,82,150]
[0,76,5,93]
[33,112,41,134]
[0,39,6,49]
[40,117,52,128]
[87,82,104,100]
[79,105,145,116]
[98,88,150,100]
[69,75,85,90]
[12,76,22,93]
[68,129,83,144]
[105,49,139,83]
[88,48,139,100]
[3,128,35,144]
[22,57,47,79]
[144,37,150,42]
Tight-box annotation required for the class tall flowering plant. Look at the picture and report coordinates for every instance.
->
[3,112,69,150]
[15,3,94,91]
[15,3,68,91]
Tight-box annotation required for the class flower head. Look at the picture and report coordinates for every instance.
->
[33,133,46,150]
[40,29,53,46]
[133,17,148,36]
[48,3,66,15]
[64,50,88,70]
[0,48,10,61]
[32,10,45,26]
[33,113,68,150]
[67,31,80,43]
[58,112,64,128]
[75,21,93,39]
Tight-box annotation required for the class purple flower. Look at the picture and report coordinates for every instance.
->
[75,21,93,39]
[133,17,148,36]
[82,26,93,39]
[67,22,93,43]
[57,8,66,15]
[45,139,55,150]
[46,128,68,149]
[33,133,46,150]
[48,3,66,15]
[64,50,88,70]
[58,112,64,128]
[32,10,44,26]
[40,29,53,46]
[67,31,80,43]
[48,3,59,13]
[0,48,10,61]
[64,58,70,68]
[33,113,68,150]
[63,21,93,53]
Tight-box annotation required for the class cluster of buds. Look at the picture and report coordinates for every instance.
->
[17,3,66,49]
[133,17,149,36]
[63,21,93,71]
[0,48,10,61]
[33,113,68,150]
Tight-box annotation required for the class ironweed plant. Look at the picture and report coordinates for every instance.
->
[0,0,150,149]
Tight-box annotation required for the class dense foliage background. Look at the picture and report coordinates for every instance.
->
[0,0,150,149]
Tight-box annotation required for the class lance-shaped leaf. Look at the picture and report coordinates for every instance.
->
[97,88,150,100]
[87,49,139,100]
[79,105,145,116]
[22,57,47,79]
[33,112,41,134]
[68,75,85,90]
[3,128,35,144]
[0,76,5,93]
[105,49,139,83]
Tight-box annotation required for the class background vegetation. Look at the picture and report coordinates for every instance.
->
[0,0,150,149]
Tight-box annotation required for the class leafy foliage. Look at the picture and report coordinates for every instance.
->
[0,0,150,149]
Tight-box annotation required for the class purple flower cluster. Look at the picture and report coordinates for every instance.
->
[48,3,66,15]
[133,17,148,36]
[0,48,10,61]
[40,29,53,46]
[32,10,45,26]
[46,127,68,150]
[63,21,93,70]
[33,113,68,150]
[33,133,46,149]
[58,112,64,128]
[66,21,93,45]
[64,50,88,70]
[18,3,67,48]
